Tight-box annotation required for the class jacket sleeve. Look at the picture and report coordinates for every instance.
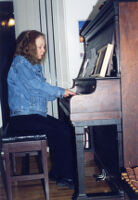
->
[8,56,65,100]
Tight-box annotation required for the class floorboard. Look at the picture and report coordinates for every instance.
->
[0,152,127,200]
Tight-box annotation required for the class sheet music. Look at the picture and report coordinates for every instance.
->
[83,48,97,77]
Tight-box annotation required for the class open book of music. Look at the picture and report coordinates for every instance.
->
[94,43,114,77]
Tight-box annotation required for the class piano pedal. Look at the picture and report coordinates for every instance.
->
[93,169,108,182]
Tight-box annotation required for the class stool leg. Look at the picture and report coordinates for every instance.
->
[4,149,13,200]
[41,140,49,200]
[0,152,9,200]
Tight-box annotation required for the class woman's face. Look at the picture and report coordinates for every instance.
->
[35,36,46,60]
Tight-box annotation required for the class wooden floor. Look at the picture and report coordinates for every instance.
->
[0,152,129,200]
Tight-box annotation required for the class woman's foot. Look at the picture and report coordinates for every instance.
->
[49,171,74,189]
[56,177,74,189]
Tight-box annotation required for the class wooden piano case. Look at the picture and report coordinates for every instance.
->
[58,0,138,199]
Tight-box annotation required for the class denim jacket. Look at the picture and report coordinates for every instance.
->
[7,56,65,117]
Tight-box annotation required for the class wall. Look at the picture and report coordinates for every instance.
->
[63,0,98,86]
[52,0,98,88]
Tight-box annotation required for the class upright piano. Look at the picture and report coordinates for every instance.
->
[59,0,138,199]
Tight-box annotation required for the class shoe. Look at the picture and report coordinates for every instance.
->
[56,177,74,189]
[49,172,60,182]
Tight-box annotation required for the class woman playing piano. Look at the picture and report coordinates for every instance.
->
[7,30,76,188]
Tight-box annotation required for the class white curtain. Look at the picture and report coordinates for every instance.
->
[13,0,58,118]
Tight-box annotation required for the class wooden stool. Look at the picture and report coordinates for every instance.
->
[2,132,49,200]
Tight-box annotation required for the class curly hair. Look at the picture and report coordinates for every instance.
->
[14,30,46,65]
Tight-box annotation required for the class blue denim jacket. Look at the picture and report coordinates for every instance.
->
[7,56,65,117]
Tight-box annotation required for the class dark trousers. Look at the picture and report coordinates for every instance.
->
[9,114,76,179]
